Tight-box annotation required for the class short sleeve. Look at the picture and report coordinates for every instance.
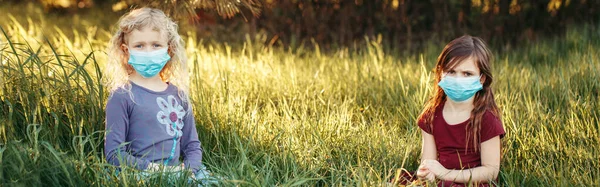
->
[417,114,433,135]
[480,111,505,142]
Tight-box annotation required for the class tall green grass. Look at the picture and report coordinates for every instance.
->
[1,11,599,186]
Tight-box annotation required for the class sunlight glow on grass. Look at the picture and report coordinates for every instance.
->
[0,11,599,186]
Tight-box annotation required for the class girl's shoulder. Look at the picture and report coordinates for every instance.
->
[105,86,135,111]
[109,86,131,98]
[482,109,502,125]
[417,105,443,134]
[480,109,505,141]
[107,84,136,103]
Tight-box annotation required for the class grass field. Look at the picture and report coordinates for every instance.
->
[1,5,599,187]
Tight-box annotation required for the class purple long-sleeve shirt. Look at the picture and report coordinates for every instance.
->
[104,81,203,174]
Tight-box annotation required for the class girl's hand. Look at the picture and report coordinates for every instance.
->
[181,163,197,180]
[166,164,184,172]
[146,163,185,172]
[146,162,161,172]
[416,162,435,181]
[422,159,448,179]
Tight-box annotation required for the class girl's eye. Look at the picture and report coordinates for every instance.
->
[134,45,142,48]
[153,44,161,48]
[464,72,472,76]
[448,71,455,74]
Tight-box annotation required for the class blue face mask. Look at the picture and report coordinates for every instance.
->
[127,48,171,78]
[438,75,483,102]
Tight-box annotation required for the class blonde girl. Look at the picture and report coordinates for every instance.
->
[103,7,215,184]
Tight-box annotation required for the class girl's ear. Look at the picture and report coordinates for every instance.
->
[167,45,174,57]
[480,75,486,84]
[121,43,128,55]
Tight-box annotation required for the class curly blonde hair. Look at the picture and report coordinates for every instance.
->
[104,7,189,103]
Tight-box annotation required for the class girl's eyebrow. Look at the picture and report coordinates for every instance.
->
[130,41,145,45]
[130,40,164,44]
[450,67,476,73]
[457,70,476,73]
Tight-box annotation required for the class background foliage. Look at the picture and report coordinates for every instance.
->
[0,0,599,186]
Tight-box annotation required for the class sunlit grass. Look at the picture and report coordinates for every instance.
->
[1,9,599,186]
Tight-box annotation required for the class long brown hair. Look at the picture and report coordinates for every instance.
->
[417,35,500,152]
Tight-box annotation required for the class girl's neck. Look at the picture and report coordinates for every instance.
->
[129,73,168,92]
[444,97,474,113]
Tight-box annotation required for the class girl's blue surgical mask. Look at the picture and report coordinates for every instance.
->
[127,48,171,78]
[438,74,483,102]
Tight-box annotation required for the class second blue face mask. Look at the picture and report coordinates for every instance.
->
[438,75,483,102]
[127,48,171,78]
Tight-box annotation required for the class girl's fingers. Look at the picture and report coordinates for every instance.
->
[426,172,436,181]
[416,170,429,179]
[429,173,436,180]
[418,164,428,171]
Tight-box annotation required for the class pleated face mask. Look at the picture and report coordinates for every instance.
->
[127,48,171,78]
[438,74,483,102]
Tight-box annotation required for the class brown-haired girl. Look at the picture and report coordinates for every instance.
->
[415,35,505,186]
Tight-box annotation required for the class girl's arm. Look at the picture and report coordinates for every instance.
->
[104,93,151,171]
[421,130,438,161]
[425,136,501,183]
[417,130,437,180]
[180,105,203,174]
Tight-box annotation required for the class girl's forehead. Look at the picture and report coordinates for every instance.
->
[447,56,479,71]
[126,26,168,43]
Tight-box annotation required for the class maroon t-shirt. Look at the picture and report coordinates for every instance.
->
[418,102,505,186]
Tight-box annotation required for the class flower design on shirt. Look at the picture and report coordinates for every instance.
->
[156,95,185,137]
